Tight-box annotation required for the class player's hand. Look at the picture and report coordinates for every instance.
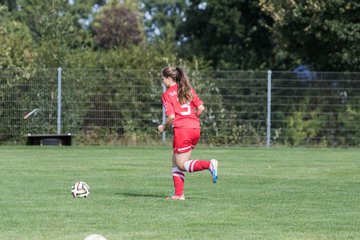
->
[158,124,164,133]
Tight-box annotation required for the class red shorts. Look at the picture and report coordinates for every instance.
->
[173,128,200,154]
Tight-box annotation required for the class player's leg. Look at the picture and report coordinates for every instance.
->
[176,151,218,184]
[183,158,210,172]
[167,154,185,200]
[174,150,192,171]
[179,128,218,183]
[167,130,187,200]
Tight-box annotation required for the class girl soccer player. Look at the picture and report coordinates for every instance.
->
[158,66,218,200]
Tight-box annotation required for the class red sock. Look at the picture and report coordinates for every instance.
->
[184,160,210,172]
[172,167,185,196]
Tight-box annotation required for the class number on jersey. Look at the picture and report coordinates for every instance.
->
[180,102,191,115]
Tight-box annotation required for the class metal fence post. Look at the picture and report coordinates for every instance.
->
[266,70,272,147]
[57,67,62,135]
[162,83,167,143]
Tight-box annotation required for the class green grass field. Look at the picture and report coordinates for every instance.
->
[0,146,359,240]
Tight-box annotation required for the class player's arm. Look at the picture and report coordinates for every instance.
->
[195,104,205,118]
[158,114,175,133]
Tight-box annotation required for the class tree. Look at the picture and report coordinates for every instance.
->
[141,0,187,42]
[0,0,16,12]
[259,0,360,71]
[0,6,35,68]
[179,0,274,70]
[12,0,77,67]
[64,0,107,48]
[0,0,16,11]
[92,3,143,49]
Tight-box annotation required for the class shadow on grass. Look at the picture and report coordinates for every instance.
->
[116,192,206,201]
[116,192,165,199]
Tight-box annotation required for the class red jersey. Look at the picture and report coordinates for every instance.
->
[162,84,204,128]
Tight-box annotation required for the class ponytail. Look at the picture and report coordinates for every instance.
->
[161,66,193,104]
[175,67,193,104]
[175,67,183,83]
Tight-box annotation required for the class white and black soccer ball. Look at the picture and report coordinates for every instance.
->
[71,181,90,198]
[84,234,107,240]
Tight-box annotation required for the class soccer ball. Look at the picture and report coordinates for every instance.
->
[84,234,107,240]
[71,181,90,198]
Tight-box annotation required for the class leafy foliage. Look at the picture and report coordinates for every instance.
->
[141,0,187,42]
[0,0,16,11]
[62,0,107,48]
[11,0,76,67]
[92,4,143,49]
[0,7,36,68]
[179,0,273,70]
[260,0,360,71]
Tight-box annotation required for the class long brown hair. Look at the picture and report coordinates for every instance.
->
[161,67,193,104]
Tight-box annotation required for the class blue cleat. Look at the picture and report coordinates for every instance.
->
[210,159,218,184]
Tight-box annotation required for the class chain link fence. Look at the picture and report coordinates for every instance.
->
[0,68,359,146]
[271,71,360,146]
